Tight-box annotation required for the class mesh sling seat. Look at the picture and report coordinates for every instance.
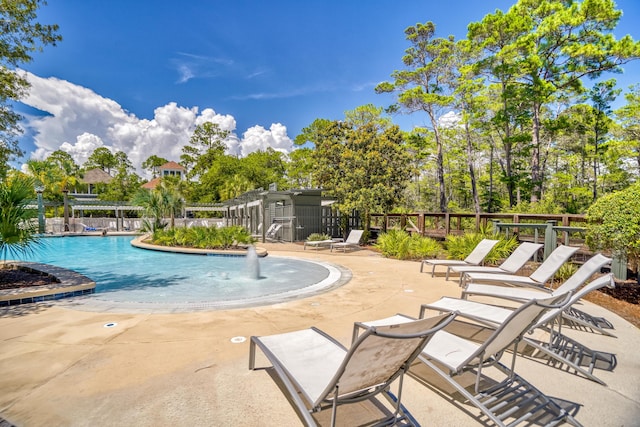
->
[420,238,499,277]
[249,313,457,427]
[460,245,579,289]
[354,294,583,427]
[421,274,617,385]
[462,254,613,338]
[330,229,364,252]
[448,242,543,284]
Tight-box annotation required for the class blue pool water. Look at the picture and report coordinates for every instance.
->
[22,236,340,308]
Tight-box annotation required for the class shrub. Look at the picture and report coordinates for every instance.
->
[586,182,640,273]
[444,232,518,266]
[375,230,442,260]
[554,262,578,283]
[151,225,254,249]
[408,234,441,259]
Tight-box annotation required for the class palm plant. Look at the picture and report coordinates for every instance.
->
[0,174,42,264]
[132,189,168,232]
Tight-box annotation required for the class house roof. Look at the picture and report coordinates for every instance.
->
[159,161,185,171]
[80,168,113,184]
[141,177,162,189]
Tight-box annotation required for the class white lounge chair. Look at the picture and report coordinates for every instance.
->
[420,238,499,277]
[421,274,616,385]
[303,238,336,250]
[249,313,457,427]
[461,253,612,302]
[330,229,364,252]
[355,294,582,426]
[265,223,282,241]
[448,241,543,284]
[461,244,579,288]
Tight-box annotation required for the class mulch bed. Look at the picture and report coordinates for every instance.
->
[0,268,58,290]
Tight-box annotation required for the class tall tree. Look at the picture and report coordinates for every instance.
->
[100,151,141,201]
[453,39,484,213]
[84,147,116,175]
[615,84,640,174]
[470,0,640,203]
[587,79,619,200]
[376,22,456,212]
[141,155,168,178]
[305,107,413,234]
[285,147,315,189]
[0,0,61,177]
[181,122,229,179]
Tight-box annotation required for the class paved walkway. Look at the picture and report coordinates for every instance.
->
[0,243,638,426]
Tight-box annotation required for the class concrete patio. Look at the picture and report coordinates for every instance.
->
[0,243,638,426]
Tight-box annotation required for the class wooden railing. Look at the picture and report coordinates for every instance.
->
[370,212,625,280]
[370,212,587,237]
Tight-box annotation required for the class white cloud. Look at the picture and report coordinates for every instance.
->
[438,111,461,129]
[19,72,294,178]
[239,123,294,157]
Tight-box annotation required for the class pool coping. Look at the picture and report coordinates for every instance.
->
[0,261,96,305]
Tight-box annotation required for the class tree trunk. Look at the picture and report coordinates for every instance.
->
[464,120,480,213]
[530,103,542,203]
[427,110,447,212]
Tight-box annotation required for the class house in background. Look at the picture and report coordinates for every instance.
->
[142,161,186,190]
[72,168,113,199]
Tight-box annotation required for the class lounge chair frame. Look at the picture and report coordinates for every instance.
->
[303,239,336,250]
[460,245,579,289]
[250,313,457,427]
[420,238,499,277]
[355,294,583,427]
[421,274,616,385]
[461,254,612,303]
[330,229,364,252]
[449,242,543,284]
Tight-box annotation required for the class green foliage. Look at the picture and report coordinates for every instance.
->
[408,234,442,259]
[181,122,229,180]
[444,232,518,266]
[309,109,414,224]
[307,233,331,242]
[142,155,169,178]
[151,225,254,250]
[586,182,640,271]
[375,229,442,260]
[131,181,184,231]
[0,173,42,262]
[0,0,62,177]
[554,262,578,283]
[84,147,117,174]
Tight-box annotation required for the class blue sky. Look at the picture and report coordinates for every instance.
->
[16,0,640,176]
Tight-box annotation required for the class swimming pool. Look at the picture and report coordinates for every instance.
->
[21,236,346,310]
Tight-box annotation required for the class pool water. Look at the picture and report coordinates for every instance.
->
[22,236,340,307]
